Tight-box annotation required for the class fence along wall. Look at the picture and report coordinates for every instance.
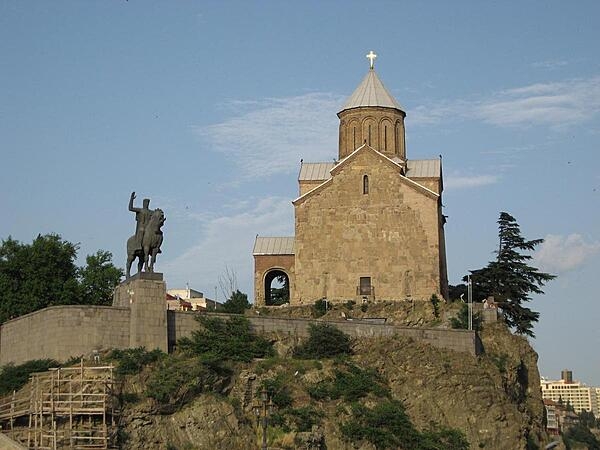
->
[0,305,130,366]
[170,312,479,356]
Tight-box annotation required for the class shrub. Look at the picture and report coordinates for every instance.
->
[0,359,59,396]
[430,294,441,318]
[178,315,274,363]
[108,347,165,376]
[287,406,324,432]
[293,323,352,359]
[145,357,224,409]
[313,299,328,317]
[308,364,388,402]
[341,400,469,450]
[450,303,482,331]
[259,375,293,409]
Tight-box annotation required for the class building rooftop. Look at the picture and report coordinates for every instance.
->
[340,68,403,113]
[298,162,335,181]
[405,159,441,178]
[253,236,295,255]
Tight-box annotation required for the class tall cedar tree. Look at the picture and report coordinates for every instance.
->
[467,212,555,337]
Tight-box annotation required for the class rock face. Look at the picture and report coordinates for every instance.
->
[352,323,546,449]
[115,321,548,450]
[118,396,256,450]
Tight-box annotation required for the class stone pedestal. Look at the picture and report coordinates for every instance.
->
[113,273,167,352]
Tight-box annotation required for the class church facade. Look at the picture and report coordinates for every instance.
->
[253,55,448,305]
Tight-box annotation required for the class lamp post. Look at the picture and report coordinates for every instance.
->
[253,387,273,450]
[467,275,473,331]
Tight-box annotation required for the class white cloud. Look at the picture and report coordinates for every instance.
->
[534,234,600,273]
[444,174,500,190]
[411,76,600,129]
[196,93,342,179]
[531,60,569,70]
[161,196,294,300]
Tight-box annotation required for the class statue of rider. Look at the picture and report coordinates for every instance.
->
[129,191,152,251]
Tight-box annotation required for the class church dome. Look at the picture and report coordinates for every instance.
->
[339,68,404,114]
[337,52,407,160]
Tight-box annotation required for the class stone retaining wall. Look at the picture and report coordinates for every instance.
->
[171,312,479,356]
[0,305,130,365]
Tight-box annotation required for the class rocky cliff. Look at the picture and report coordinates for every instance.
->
[113,314,549,449]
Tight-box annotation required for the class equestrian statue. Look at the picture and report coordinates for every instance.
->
[126,191,166,278]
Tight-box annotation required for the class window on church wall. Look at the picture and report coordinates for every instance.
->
[359,277,372,295]
[353,127,356,151]
[384,126,387,151]
[368,124,372,146]
[363,175,369,194]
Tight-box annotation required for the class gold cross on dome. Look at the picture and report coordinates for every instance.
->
[366,50,377,69]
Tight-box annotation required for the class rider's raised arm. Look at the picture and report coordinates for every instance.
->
[129,191,140,213]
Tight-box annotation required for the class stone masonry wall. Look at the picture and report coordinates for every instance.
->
[253,254,295,307]
[171,312,478,356]
[0,305,130,366]
[294,148,444,303]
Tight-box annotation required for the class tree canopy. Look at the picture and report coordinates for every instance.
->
[0,234,123,323]
[220,289,251,314]
[466,212,555,337]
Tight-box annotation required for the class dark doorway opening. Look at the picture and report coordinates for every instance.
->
[265,270,289,306]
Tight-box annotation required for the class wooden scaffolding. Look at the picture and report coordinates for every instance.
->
[0,364,115,449]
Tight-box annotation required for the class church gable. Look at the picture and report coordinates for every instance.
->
[294,144,438,206]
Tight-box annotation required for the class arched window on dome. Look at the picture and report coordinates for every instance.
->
[363,175,369,195]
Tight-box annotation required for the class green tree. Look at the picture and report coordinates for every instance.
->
[466,212,555,337]
[221,289,251,314]
[0,234,80,322]
[448,284,467,302]
[0,234,123,322]
[79,250,123,305]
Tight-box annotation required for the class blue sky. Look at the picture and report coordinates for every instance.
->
[1,1,599,384]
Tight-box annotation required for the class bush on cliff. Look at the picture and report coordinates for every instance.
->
[293,323,352,359]
[341,400,469,450]
[178,315,274,363]
[109,347,165,376]
[308,363,389,401]
[0,359,59,396]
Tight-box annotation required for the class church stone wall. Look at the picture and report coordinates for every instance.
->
[0,305,130,366]
[294,150,443,304]
[338,107,406,160]
[253,254,295,306]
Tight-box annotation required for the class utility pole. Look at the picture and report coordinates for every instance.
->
[467,275,473,331]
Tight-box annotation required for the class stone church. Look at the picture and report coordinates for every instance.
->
[253,53,448,306]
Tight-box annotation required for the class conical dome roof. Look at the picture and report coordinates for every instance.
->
[340,68,404,113]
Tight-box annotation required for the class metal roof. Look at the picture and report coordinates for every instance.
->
[340,69,404,113]
[405,159,441,178]
[298,162,335,181]
[253,236,295,255]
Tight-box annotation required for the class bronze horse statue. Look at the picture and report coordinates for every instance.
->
[126,208,165,278]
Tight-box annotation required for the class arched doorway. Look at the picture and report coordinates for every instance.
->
[264,269,290,306]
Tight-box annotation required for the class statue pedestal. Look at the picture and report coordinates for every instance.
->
[113,273,168,352]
